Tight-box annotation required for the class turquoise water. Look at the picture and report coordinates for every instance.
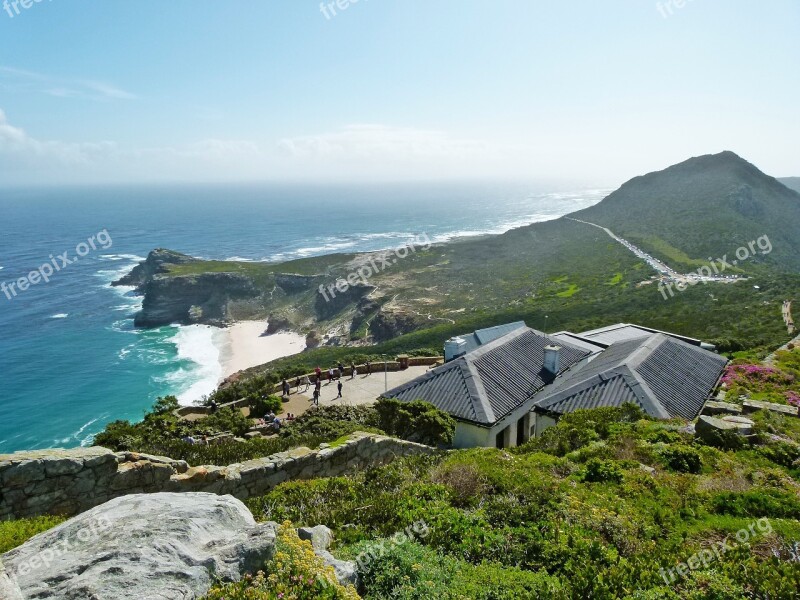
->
[0,182,607,453]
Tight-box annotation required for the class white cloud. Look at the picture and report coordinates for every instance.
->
[0,112,536,184]
[0,108,266,183]
[0,108,114,168]
[278,124,488,161]
[0,66,136,101]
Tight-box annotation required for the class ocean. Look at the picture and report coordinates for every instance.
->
[0,182,608,453]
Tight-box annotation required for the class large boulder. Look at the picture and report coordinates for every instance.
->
[2,493,277,599]
[0,558,23,600]
[701,401,743,417]
[694,415,754,444]
[743,400,799,418]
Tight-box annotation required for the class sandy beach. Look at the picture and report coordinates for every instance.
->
[220,321,306,379]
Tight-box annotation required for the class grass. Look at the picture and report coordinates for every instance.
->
[555,283,580,298]
[0,515,66,553]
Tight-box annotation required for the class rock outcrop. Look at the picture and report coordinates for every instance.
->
[695,415,755,444]
[135,271,261,327]
[113,248,199,289]
[113,249,263,327]
[2,493,354,599]
[369,308,428,342]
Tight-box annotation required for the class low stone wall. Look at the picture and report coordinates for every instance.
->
[0,433,436,521]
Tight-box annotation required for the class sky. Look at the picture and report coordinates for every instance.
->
[0,0,797,186]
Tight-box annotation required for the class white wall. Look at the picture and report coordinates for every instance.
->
[453,422,492,449]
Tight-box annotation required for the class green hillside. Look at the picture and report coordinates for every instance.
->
[573,152,800,272]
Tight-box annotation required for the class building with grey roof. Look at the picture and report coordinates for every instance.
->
[533,334,728,422]
[384,321,728,449]
[386,326,591,448]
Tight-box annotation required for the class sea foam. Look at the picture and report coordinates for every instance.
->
[161,325,225,406]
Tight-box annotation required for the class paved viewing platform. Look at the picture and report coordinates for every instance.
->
[285,365,434,414]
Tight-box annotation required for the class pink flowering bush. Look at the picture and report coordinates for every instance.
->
[722,362,797,405]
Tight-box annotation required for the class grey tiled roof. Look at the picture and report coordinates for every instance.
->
[550,331,608,353]
[577,323,703,347]
[534,334,728,419]
[385,327,590,425]
[460,321,527,355]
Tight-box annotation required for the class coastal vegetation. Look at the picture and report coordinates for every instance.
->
[93,397,454,466]
[238,400,800,598]
[203,522,360,600]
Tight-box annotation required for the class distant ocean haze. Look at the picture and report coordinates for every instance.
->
[0,182,608,453]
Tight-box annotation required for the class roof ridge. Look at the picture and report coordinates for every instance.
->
[460,359,495,423]
[618,367,671,419]
[625,333,664,368]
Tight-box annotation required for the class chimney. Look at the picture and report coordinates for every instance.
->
[444,336,468,362]
[543,345,561,375]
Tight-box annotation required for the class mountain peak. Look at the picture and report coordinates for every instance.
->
[572,152,800,271]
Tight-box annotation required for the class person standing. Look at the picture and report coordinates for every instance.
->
[337,380,343,398]
[366,360,372,376]
[313,388,320,406]
[351,362,358,379]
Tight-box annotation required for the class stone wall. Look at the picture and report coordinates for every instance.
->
[0,433,436,521]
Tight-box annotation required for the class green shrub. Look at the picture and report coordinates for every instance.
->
[711,489,800,519]
[758,440,800,469]
[250,395,283,418]
[280,405,382,440]
[645,429,684,444]
[658,445,702,474]
[374,399,455,446]
[353,539,566,600]
[521,404,647,456]
[582,458,624,483]
[695,427,745,451]
[202,407,252,437]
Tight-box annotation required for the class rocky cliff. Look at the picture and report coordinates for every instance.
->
[114,249,263,327]
[135,270,261,327]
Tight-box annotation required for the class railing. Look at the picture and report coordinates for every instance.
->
[173,356,443,421]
